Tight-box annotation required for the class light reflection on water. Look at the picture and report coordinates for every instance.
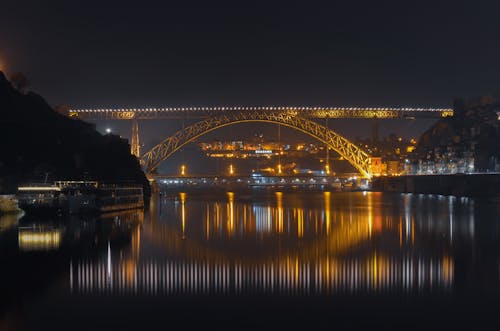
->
[3,191,500,330]
[66,191,489,296]
[72,255,453,295]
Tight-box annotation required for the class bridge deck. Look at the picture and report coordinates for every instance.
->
[68,106,453,120]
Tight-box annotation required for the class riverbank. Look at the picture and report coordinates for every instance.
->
[0,195,21,215]
[371,173,500,196]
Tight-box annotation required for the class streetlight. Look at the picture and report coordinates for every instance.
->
[180,164,186,176]
[229,164,234,176]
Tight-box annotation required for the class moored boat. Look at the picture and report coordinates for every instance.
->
[16,181,144,215]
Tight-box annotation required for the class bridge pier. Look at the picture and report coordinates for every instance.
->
[131,120,140,158]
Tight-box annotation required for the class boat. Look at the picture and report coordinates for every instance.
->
[16,181,144,215]
[332,180,342,190]
[342,182,354,190]
[0,195,22,214]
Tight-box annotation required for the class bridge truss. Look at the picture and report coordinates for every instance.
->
[141,110,373,178]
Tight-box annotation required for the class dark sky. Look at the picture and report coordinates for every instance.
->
[1,0,500,172]
[2,0,500,108]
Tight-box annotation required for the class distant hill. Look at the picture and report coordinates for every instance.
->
[0,71,149,196]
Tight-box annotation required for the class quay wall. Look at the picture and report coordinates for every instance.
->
[371,174,500,196]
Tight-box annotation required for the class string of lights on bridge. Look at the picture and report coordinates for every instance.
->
[70,106,452,112]
[68,106,454,120]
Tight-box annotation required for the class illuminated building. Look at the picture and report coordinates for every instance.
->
[198,140,320,159]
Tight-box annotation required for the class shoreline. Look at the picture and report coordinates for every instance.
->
[371,173,500,197]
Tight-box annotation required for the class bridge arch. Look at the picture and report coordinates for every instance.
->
[141,111,372,178]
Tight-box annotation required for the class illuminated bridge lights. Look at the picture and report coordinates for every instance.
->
[68,106,454,120]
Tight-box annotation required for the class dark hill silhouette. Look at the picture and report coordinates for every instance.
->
[0,71,149,197]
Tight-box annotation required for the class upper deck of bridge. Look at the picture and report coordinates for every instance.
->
[68,106,454,120]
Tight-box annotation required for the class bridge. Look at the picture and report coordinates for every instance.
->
[68,106,453,178]
[68,106,453,120]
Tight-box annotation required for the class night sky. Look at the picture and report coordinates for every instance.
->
[2,0,500,172]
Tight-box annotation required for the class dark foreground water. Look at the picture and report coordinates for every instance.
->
[1,191,500,330]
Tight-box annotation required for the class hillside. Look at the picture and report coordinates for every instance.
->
[415,96,500,171]
[0,71,150,196]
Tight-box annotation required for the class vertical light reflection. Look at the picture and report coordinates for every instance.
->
[131,223,141,259]
[325,257,330,291]
[227,192,235,236]
[107,241,112,289]
[180,192,186,239]
[469,201,475,237]
[404,194,411,245]
[254,205,271,234]
[243,205,248,234]
[399,217,403,247]
[205,204,210,240]
[70,260,73,292]
[214,203,220,235]
[324,192,331,234]
[411,214,415,246]
[267,206,272,234]
[373,252,378,289]
[448,197,454,244]
[66,256,454,295]
[295,258,299,287]
[442,255,454,285]
[297,208,304,238]
[367,192,373,237]
[123,224,141,287]
[276,192,283,233]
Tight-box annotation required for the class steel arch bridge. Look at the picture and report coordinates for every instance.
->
[141,110,373,178]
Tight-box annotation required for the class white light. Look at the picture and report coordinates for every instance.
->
[18,186,61,192]
[106,128,111,133]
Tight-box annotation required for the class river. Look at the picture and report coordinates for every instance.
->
[1,191,500,330]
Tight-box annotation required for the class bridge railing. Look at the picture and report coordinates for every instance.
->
[67,106,454,120]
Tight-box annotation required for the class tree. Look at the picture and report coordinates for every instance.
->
[54,104,71,116]
[9,72,30,92]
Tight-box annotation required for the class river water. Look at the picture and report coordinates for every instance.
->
[1,191,500,330]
